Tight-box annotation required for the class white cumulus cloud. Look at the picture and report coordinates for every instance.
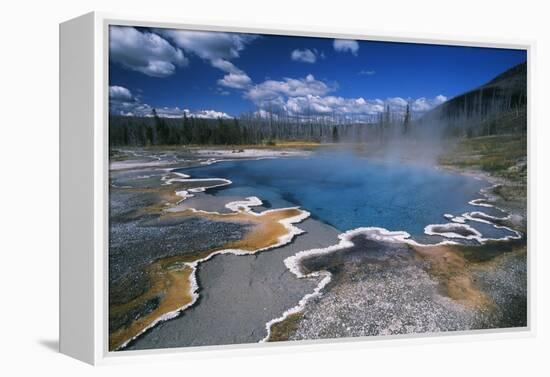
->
[109,85,134,102]
[157,29,259,89]
[242,74,445,118]
[246,74,333,106]
[411,95,448,112]
[285,95,384,116]
[158,30,257,66]
[108,85,231,119]
[109,26,188,77]
[184,109,232,119]
[244,74,336,113]
[333,39,359,55]
[218,72,253,89]
[291,49,318,63]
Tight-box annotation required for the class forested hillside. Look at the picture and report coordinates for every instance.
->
[417,62,527,138]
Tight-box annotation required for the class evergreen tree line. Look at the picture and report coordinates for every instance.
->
[110,110,254,147]
[109,106,418,147]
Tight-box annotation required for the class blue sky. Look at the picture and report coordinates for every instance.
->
[108,25,526,119]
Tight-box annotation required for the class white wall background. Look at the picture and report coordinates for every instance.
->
[1,0,548,374]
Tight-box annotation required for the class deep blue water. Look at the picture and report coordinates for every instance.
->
[178,151,509,239]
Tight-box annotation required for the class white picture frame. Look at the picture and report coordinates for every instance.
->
[59,11,535,365]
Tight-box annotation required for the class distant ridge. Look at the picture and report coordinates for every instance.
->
[419,62,527,137]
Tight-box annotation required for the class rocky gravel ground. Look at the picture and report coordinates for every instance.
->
[470,251,527,328]
[126,218,340,350]
[289,235,523,341]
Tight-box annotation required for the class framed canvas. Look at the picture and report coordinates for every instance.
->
[59,12,533,365]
